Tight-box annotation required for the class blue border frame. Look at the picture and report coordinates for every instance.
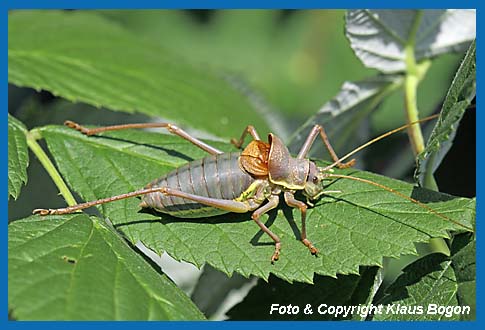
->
[4,1,480,329]
[2,0,481,9]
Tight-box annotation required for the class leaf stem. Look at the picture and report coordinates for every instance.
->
[26,130,77,207]
[423,152,439,190]
[404,11,424,155]
[404,11,437,190]
[403,11,447,256]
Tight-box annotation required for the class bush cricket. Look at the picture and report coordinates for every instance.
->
[34,114,458,263]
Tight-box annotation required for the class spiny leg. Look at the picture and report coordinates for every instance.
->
[34,183,284,263]
[231,125,261,149]
[34,186,259,216]
[284,191,317,255]
[64,120,223,155]
[251,195,281,263]
[33,187,172,215]
[296,124,355,168]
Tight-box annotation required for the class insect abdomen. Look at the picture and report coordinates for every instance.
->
[141,152,254,217]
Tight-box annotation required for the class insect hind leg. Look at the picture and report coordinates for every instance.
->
[34,186,258,216]
[33,187,172,216]
[64,120,223,155]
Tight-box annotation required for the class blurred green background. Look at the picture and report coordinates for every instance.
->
[8,10,475,316]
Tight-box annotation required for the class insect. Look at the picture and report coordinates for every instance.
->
[34,115,445,263]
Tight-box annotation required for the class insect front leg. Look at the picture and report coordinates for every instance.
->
[283,191,318,255]
[231,125,261,149]
[296,124,356,168]
[64,121,223,155]
[250,195,282,263]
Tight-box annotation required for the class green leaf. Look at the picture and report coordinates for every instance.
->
[287,76,402,158]
[8,114,29,200]
[415,41,476,186]
[450,232,476,320]
[374,232,475,320]
[99,10,372,120]
[8,10,268,138]
[8,214,205,320]
[39,125,474,283]
[227,267,380,320]
[346,10,476,73]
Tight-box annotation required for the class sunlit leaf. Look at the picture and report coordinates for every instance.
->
[8,214,205,320]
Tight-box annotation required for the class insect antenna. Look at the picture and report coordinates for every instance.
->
[324,173,473,232]
[316,113,472,232]
[321,114,439,172]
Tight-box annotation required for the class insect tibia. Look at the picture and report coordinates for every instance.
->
[33,187,169,216]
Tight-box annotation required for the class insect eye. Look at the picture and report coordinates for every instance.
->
[312,176,319,184]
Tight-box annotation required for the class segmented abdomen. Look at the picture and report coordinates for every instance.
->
[141,152,254,217]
